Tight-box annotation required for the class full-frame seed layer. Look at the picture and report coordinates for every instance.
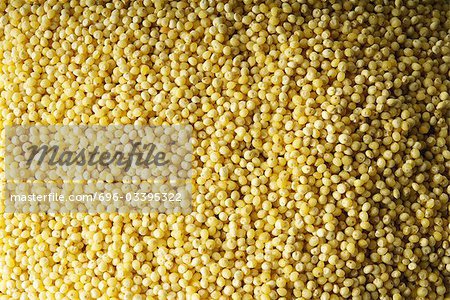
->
[0,0,449,299]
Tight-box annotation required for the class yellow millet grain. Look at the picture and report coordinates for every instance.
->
[0,0,450,299]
